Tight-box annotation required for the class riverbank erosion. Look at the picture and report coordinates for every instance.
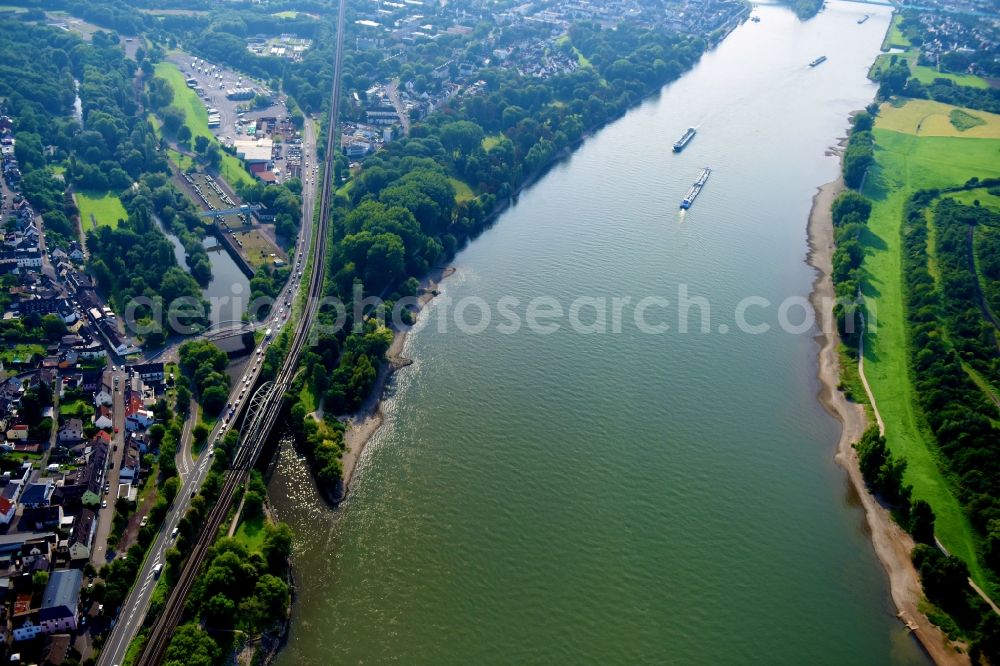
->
[337,266,455,498]
[807,176,967,665]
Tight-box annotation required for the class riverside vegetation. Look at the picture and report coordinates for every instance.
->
[827,36,1000,660]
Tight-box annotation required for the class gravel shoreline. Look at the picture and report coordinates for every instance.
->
[806,173,966,665]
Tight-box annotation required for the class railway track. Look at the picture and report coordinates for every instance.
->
[134,0,348,660]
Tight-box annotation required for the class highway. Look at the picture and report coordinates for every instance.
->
[97,105,326,666]
[98,0,347,661]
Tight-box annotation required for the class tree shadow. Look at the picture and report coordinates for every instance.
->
[860,276,881,299]
[860,226,888,252]
[864,162,892,203]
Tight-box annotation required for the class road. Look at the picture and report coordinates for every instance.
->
[96,103,324,666]
[90,367,127,567]
[130,0,347,659]
[386,79,410,136]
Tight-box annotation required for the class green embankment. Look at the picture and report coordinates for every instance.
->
[882,13,910,50]
[870,50,991,90]
[76,190,127,229]
[861,99,1000,591]
[234,513,266,553]
[153,62,254,188]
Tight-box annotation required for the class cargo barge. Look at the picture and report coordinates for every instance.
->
[672,127,696,152]
[680,167,711,209]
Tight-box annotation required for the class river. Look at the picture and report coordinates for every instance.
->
[269,3,929,663]
[159,222,251,327]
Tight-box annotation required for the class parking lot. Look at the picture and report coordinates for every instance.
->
[166,52,285,151]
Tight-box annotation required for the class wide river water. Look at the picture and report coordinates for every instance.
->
[269,3,930,663]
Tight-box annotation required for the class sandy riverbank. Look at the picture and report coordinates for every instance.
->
[807,174,967,665]
[339,265,456,493]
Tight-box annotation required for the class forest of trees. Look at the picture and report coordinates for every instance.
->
[781,0,823,20]
[178,339,232,415]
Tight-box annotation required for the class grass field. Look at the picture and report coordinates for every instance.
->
[882,13,909,50]
[76,190,127,229]
[450,177,475,203]
[876,98,1000,138]
[870,50,991,90]
[153,62,254,189]
[946,187,1000,212]
[60,399,93,420]
[166,148,195,172]
[860,99,1000,592]
[272,10,316,18]
[234,513,265,553]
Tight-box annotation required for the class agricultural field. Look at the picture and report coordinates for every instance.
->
[75,190,127,230]
[860,98,1000,590]
[874,98,1000,138]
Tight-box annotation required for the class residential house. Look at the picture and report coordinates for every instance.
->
[0,496,15,526]
[39,569,82,634]
[6,424,28,441]
[19,481,54,509]
[125,409,153,432]
[67,509,94,562]
[56,418,83,443]
[13,619,43,642]
[94,383,112,407]
[80,371,101,393]
[42,633,71,665]
[93,405,112,430]
[20,505,63,531]
[128,362,164,383]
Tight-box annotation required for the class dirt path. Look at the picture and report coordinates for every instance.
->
[807,177,967,666]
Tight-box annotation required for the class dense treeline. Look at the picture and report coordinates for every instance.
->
[931,198,1000,381]
[830,189,871,348]
[913,543,1000,661]
[904,77,1000,115]
[842,109,875,190]
[178,340,232,415]
[160,463,294,663]
[0,19,87,245]
[977,202,1000,317]
[235,178,303,242]
[829,108,877,350]
[900,188,1000,573]
[855,427,937,543]
[872,47,1000,115]
[0,19,207,337]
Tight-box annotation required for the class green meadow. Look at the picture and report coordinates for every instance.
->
[76,190,127,229]
[860,99,1000,591]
